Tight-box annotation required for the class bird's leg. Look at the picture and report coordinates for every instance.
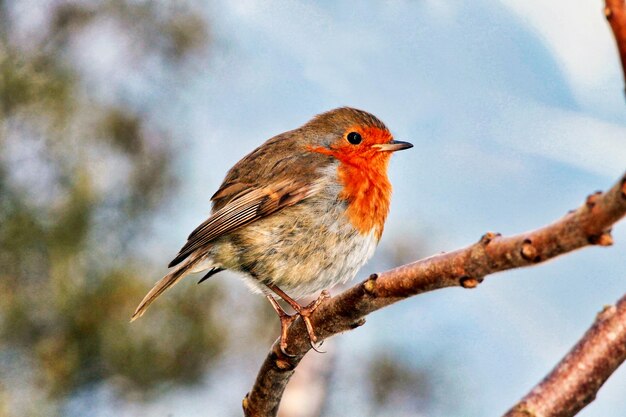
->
[265,283,330,354]
[265,295,298,356]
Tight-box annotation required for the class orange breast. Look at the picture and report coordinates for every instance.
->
[336,157,391,240]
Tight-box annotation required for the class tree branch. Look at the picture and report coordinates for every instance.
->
[503,292,626,417]
[605,0,626,96]
[243,172,626,416]
[498,3,626,415]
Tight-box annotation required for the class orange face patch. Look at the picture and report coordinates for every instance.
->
[308,126,394,239]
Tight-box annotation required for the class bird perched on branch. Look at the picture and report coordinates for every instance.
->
[131,107,412,353]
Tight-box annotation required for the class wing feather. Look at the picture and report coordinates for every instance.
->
[168,179,322,267]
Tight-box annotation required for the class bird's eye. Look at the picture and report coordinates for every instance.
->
[347,132,362,145]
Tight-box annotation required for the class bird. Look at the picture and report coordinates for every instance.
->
[131,107,412,353]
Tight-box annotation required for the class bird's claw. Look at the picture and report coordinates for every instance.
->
[278,318,297,357]
[293,290,330,353]
[308,338,325,353]
[271,290,331,356]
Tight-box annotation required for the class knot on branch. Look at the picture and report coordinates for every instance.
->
[242,394,251,415]
[588,231,614,246]
[275,357,296,371]
[350,318,367,329]
[505,404,535,417]
[460,276,482,289]
[480,231,501,245]
[521,239,541,263]
[362,273,378,296]
[457,232,500,285]
[270,345,299,371]
[597,304,617,321]
[586,191,603,209]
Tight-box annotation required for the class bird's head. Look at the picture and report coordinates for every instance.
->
[303,107,412,170]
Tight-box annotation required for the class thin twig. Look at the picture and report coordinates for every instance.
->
[503,293,626,417]
[243,173,626,417]
[605,0,626,96]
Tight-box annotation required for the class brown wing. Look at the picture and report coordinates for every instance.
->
[167,179,322,267]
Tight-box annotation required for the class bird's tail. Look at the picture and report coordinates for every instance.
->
[130,256,208,322]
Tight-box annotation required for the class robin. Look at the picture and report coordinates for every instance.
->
[131,107,412,353]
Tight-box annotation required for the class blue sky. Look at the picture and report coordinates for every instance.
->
[69,0,626,415]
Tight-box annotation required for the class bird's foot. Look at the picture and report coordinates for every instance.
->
[294,290,330,353]
[265,290,330,356]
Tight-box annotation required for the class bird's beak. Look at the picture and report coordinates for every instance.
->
[372,140,413,152]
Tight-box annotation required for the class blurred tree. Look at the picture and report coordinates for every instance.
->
[0,1,224,415]
[366,352,433,416]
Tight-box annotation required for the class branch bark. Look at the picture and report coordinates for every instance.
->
[605,0,626,96]
[503,293,626,417]
[243,172,626,417]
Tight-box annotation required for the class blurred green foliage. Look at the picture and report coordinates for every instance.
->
[367,352,432,415]
[0,1,224,414]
